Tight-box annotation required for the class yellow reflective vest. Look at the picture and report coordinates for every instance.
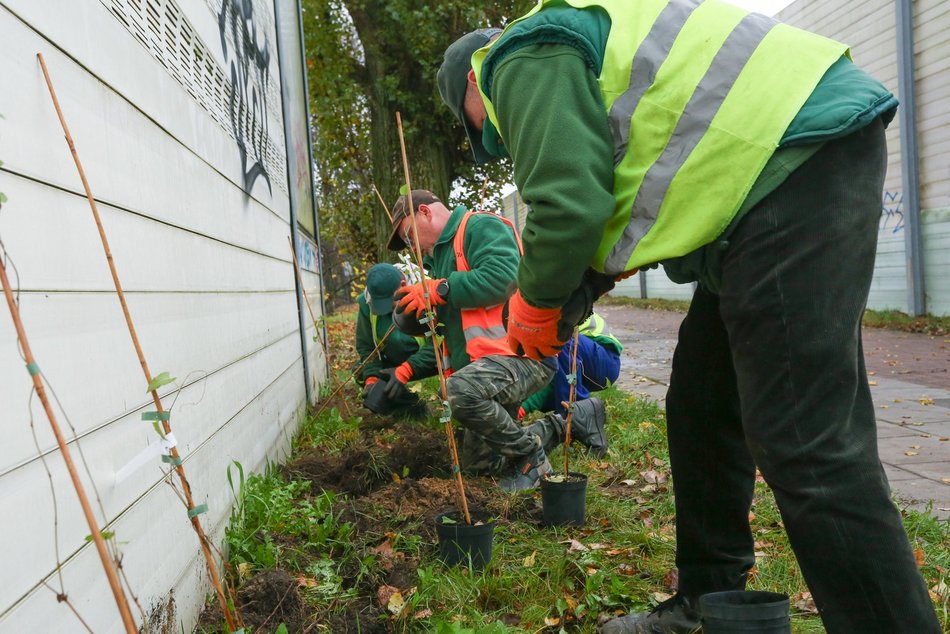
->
[473,0,847,274]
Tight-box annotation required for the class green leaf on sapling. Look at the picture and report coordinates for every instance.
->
[146,372,176,393]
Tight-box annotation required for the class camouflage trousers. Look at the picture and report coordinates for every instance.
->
[446,354,567,475]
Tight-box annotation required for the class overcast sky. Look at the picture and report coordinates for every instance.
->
[727,0,797,15]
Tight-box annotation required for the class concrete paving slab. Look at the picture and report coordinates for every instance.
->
[876,421,926,439]
[598,303,950,521]
[883,463,922,481]
[874,435,950,465]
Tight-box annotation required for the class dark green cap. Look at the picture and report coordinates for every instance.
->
[365,263,403,315]
[437,28,502,164]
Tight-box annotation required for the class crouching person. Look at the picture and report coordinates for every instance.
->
[519,312,622,457]
[388,190,607,490]
[355,263,435,419]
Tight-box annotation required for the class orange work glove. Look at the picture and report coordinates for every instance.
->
[361,375,379,398]
[394,278,446,317]
[506,290,568,360]
[384,362,414,399]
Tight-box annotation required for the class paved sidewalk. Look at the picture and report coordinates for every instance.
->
[598,304,950,520]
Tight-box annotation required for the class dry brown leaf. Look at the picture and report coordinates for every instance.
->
[620,479,638,486]
[523,551,537,567]
[377,585,403,614]
[868,380,878,386]
[793,591,818,614]
[652,591,672,604]
[919,397,935,406]
[296,575,317,588]
[914,548,925,567]
[905,451,919,456]
[748,512,757,522]
[663,568,679,592]
[501,614,521,626]
[413,608,432,619]
[640,470,667,484]
[544,616,561,626]
[567,539,589,552]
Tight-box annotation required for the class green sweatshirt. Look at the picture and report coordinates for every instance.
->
[482,4,897,302]
[425,206,521,372]
[354,294,436,383]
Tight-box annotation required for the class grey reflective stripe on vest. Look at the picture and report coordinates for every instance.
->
[463,324,508,342]
[605,11,777,273]
[608,0,701,167]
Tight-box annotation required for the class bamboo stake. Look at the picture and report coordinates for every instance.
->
[395,112,471,525]
[311,322,396,421]
[562,329,581,477]
[36,52,238,632]
[0,256,137,633]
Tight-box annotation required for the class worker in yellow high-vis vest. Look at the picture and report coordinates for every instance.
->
[437,2,939,632]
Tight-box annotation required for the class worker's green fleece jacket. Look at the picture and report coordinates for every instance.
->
[354,294,436,383]
[480,4,897,304]
[424,206,521,373]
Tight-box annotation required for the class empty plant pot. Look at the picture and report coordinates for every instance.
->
[540,472,588,526]
[700,590,791,634]
[434,511,495,569]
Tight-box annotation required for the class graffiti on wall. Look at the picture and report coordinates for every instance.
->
[219,0,272,195]
[881,190,904,234]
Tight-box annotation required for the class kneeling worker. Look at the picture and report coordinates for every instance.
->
[355,263,435,419]
[388,190,607,490]
[519,312,621,457]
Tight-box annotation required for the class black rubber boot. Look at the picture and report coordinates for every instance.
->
[598,594,701,634]
[569,397,608,458]
[498,442,552,492]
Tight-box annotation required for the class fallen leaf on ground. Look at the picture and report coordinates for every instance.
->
[523,551,537,567]
[544,616,561,626]
[663,568,679,591]
[377,585,405,615]
[651,592,672,604]
[640,470,667,484]
[620,479,637,486]
[919,397,935,406]
[565,539,589,552]
[915,548,925,567]
[413,609,432,619]
[793,591,818,614]
[904,451,919,456]
[869,380,878,386]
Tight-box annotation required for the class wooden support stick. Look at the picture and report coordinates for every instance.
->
[0,256,137,634]
[395,112,471,525]
[36,52,238,632]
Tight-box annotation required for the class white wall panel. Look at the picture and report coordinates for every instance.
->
[0,0,325,630]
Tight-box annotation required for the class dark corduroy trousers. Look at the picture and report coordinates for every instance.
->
[666,118,941,633]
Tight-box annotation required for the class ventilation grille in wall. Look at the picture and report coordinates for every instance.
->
[100,0,288,196]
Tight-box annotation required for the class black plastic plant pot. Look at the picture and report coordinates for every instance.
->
[434,511,495,569]
[540,472,588,527]
[700,590,791,634]
[362,379,391,414]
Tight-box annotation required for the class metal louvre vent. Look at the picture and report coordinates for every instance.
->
[101,0,288,196]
